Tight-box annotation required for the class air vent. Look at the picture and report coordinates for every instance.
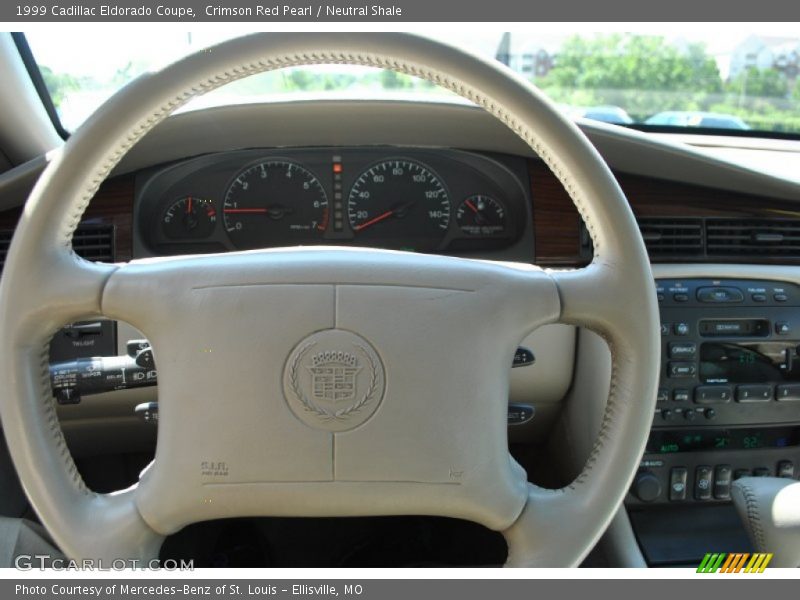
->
[637,218,704,258]
[0,225,115,274]
[706,219,800,258]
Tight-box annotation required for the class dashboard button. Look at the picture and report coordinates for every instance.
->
[674,323,690,336]
[776,460,794,479]
[657,388,669,403]
[673,293,689,302]
[669,467,688,501]
[512,347,535,368]
[736,384,773,403]
[668,362,696,378]
[673,389,690,402]
[694,385,733,404]
[697,287,744,303]
[683,408,699,422]
[661,408,681,423]
[777,461,795,479]
[752,293,767,302]
[507,403,535,425]
[695,466,713,500]
[713,465,733,500]
[774,293,788,302]
[776,384,800,401]
[753,467,771,477]
[668,342,696,359]
[660,323,671,337]
[632,471,662,503]
[704,408,717,420]
[775,321,791,335]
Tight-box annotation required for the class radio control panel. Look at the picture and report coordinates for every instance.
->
[655,279,800,427]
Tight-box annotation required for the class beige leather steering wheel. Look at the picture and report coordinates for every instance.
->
[0,33,659,567]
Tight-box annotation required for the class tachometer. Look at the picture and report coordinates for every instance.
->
[347,159,450,250]
[223,160,328,249]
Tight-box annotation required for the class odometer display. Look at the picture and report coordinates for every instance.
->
[348,159,450,251]
[223,160,328,249]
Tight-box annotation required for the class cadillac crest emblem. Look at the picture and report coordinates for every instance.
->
[283,330,385,432]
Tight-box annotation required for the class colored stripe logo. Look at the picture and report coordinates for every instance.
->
[697,552,773,573]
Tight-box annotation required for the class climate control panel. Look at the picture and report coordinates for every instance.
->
[627,425,799,506]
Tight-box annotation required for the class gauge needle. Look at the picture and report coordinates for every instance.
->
[354,210,394,231]
[186,196,193,214]
[223,207,269,214]
[465,199,479,214]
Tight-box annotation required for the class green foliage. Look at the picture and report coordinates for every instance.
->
[537,34,723,117]
[541,34,721,93]
[726,67,789,98]
[536,33,800,133]
[38,65,79,108]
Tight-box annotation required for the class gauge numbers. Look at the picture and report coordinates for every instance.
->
[223,160,328,249]
[347,159,450,250]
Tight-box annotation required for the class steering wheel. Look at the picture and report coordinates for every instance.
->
[0,33,659,567]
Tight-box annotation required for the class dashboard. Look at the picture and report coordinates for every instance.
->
[134,148,532,259]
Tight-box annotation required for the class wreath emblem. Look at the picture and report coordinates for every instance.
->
[289,341,379,421]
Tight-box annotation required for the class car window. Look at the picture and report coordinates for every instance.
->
[23,26,800,136]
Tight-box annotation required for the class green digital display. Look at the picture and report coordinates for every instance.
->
[647,427,799,454]
[700,342,800,384]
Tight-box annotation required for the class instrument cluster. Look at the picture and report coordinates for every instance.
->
[136,147,531,256]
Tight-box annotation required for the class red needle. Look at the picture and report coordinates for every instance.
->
[465,199,479,214]
[223,208,269,214]
[354,210,394,231]
[186,196,193,214]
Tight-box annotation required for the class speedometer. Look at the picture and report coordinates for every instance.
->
[223,160,328,249]
[347,159,450,251]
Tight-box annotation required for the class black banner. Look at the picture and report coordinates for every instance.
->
[2,0,799,22]
[5,579,800,600]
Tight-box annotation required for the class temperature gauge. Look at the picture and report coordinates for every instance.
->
[455,195,507,236]
[162,196,217,240]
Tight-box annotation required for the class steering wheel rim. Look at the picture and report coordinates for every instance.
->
[0,32,659,567]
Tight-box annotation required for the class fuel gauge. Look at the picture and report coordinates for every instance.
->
[456,195,507,236]
[162,196,217,239]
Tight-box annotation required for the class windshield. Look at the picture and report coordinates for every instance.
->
[24,25,800,136]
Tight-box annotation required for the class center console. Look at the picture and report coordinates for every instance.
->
[626,279,800,564]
